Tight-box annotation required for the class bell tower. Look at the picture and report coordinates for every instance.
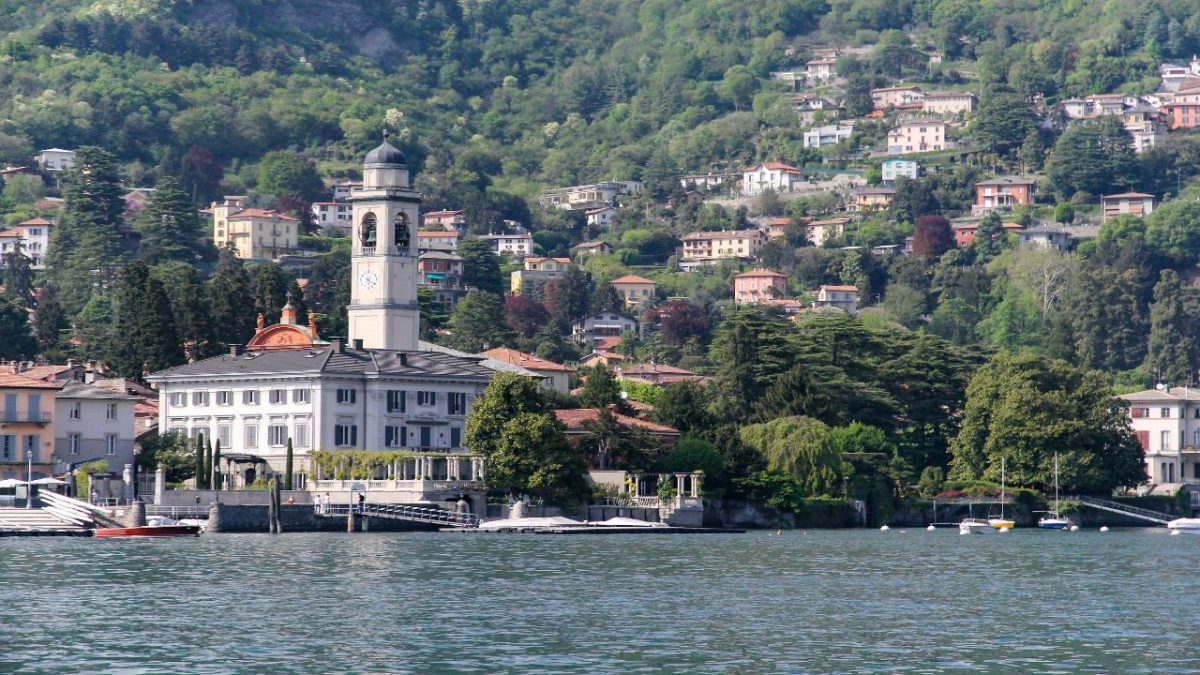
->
[347,133,421,351]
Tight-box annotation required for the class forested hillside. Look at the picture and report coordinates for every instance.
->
[0,0,1197,209]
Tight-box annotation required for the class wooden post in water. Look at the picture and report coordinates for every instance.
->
[267,476,282,534]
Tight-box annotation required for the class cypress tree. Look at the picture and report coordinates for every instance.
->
[203,440,213,490]
[208,246,257,347]
[194,436,205,488]
[212,440,222,491]
[134,176,201,264]
[0,300,36,360]
[46,146,126,313]
[286,280,308,321]
[284,438,294,490]
[33,284,67,354]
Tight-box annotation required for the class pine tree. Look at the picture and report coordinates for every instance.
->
[203,440,213,490]
[209,246,257,347]
[1148,270,1197,385]
[840,249,869,299]
[252,262,289,325]
[152,262,214,361]
[47,146,126,313]
[2,240,34,307]
[134,176,201,264]
[458,236,504,295]
[109,261,183,380]
[284,439,294,490]
[0,300,36,360]
[33,285,67,355]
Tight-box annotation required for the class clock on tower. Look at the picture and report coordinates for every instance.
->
[347,133,422,351]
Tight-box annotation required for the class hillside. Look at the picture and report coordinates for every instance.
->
[0,0,1196,211]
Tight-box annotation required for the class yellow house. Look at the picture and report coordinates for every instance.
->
[611,274,656,308]
[852,188,896,212]
[0,372,59,480]
[510,257,572,293]
[211,196,300,260]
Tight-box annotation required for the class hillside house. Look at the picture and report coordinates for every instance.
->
[742,163,803,195]
[734,269,788,305]
[611,275,657,308]
[572,313,638,345]
[417,251,465,310]
[34,148,75,173]
[481,232,533,257]
[953,221,1024,248]
[211,197,299,260]
[481,348,573,394]
[1119,386,1200,487]
[803,124,854,149]
[331,180,362,201]
[881,158,919,183]
[510,257,572,293]
[805,58,837,81]
[572,240,614,259]
[539,181,642,211]
[850,188,896,212]
[415,230,461,254]
[871,86,924,110]
[922,91,977,116]
[312,201,353,229]
[1100,193,1155,222]
[679,229,767,267]
[1017,226,1070,251]
[586,206,617,228]
[422,210,466,230]
[814,285,859,313]
[0,217,53,269]
[886,121,949,154]
[806,218,850,246]
[679,172,738,191]
[973,178,1037,214]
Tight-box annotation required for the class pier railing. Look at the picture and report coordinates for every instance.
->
[319,503,479,528]
[1068,495,1173,525]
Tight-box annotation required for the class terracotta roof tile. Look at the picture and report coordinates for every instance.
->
[612,274,655,285]
[0,372,61,389]
[480,347,574,373]
[554,407,680,435]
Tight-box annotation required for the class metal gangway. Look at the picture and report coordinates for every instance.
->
[320,503,479,528]
[37,491,123,528]
[1069,495,1174,525]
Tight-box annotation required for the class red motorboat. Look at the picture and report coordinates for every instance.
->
[94,524,201,538]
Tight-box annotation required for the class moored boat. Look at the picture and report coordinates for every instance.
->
[959,518,994,535]
[1038,452,1072,530]
[94,524,201,538]
[989,457,1015,530]
[1166,518,1200,533]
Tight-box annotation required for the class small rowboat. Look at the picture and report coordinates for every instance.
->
[94,524,201,538]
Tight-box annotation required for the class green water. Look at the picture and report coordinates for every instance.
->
[2,528,1197,673]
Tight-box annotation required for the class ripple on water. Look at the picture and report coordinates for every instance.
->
[2,529,1199,673]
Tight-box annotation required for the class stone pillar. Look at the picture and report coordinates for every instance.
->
[207,502,223,533]
[154,463,166,505]
[510,499,527,520]
[122,463,134,504]
[477,458,485,483]
[691,474,701,498]
[124,499,146,527]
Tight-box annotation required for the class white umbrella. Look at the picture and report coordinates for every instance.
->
[30,477,67,485]
[0,478,27,488]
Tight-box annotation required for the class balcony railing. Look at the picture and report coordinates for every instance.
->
[0,412,51,425]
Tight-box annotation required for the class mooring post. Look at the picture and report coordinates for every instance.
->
[208,502,222,533]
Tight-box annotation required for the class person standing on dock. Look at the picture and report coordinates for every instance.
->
[357,493,366,513]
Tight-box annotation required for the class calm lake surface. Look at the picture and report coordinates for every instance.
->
[3,528,1199,673]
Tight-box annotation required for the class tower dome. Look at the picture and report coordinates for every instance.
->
[364,132,407,166]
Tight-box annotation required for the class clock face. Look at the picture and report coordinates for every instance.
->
[358,269,379,290]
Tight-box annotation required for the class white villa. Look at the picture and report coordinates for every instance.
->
[803,124,854,149]
[742,163,802,195]
[1120,387,1200,490]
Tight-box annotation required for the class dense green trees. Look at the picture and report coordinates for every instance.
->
[134,177,202,263]
[457,237,504,296]
[47,146,125,312]
[949,352,1145,494]
[256,151,325,202]
[108,261,184,381]
[208,247,257,347]
[447,290,514,353]
[1046,116,1139,199]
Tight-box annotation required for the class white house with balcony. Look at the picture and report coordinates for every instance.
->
[803,124,854,149]
[741,163,802,195]
[1120,387,1200,492]
[35,148,75,172]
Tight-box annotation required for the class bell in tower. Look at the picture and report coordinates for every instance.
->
[347,132,422,352]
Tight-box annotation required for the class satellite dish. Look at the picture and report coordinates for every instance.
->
[1156,383,1166,391]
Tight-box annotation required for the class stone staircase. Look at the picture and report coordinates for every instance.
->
[0,507,88,534]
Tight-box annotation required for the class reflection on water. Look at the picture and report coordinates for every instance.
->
[1,528,1197,673]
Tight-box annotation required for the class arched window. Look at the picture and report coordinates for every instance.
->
[394,212,410,253]
[360,213,377,251]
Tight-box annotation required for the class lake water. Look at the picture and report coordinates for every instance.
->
[2,528,1198,673]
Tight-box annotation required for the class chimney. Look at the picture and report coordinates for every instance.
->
[352,339,364,351]
[332,338,345,354]
[230,345,244,357]
[399,353,408,367]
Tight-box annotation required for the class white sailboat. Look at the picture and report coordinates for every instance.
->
[989,458,1015,530]
[1038,452,1071,529]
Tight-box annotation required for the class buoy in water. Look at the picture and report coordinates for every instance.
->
[927,524,936,531]
[998,526,1010,533]
[1171,529,1181,536]
[1100,526,1110,532]
[880,525,890,531]
[1069,525,1080,532]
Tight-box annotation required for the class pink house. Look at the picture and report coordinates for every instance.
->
[734,269,788,305]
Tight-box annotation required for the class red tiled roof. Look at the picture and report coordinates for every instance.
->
[0,228,20,238]
[554,408,680,435]
[17,365,74,381]
[820,284,859,292]
[734,269,787,279]
[0,372,61,389]
[416,230,461,238]
[611,274,655,285]
[573,240,611,249]
[481,347,574,373]
[18,217,53,226]
[807,59,836,65]
[1102,192,1154,199]
[423,210,462,217]
[768,217,792,226]
[227,208,299,221]
[583,350,626,361]
[742,162,801,173]
[619,363,699,377]
[681,229,763,241]
[594,336,622,351]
